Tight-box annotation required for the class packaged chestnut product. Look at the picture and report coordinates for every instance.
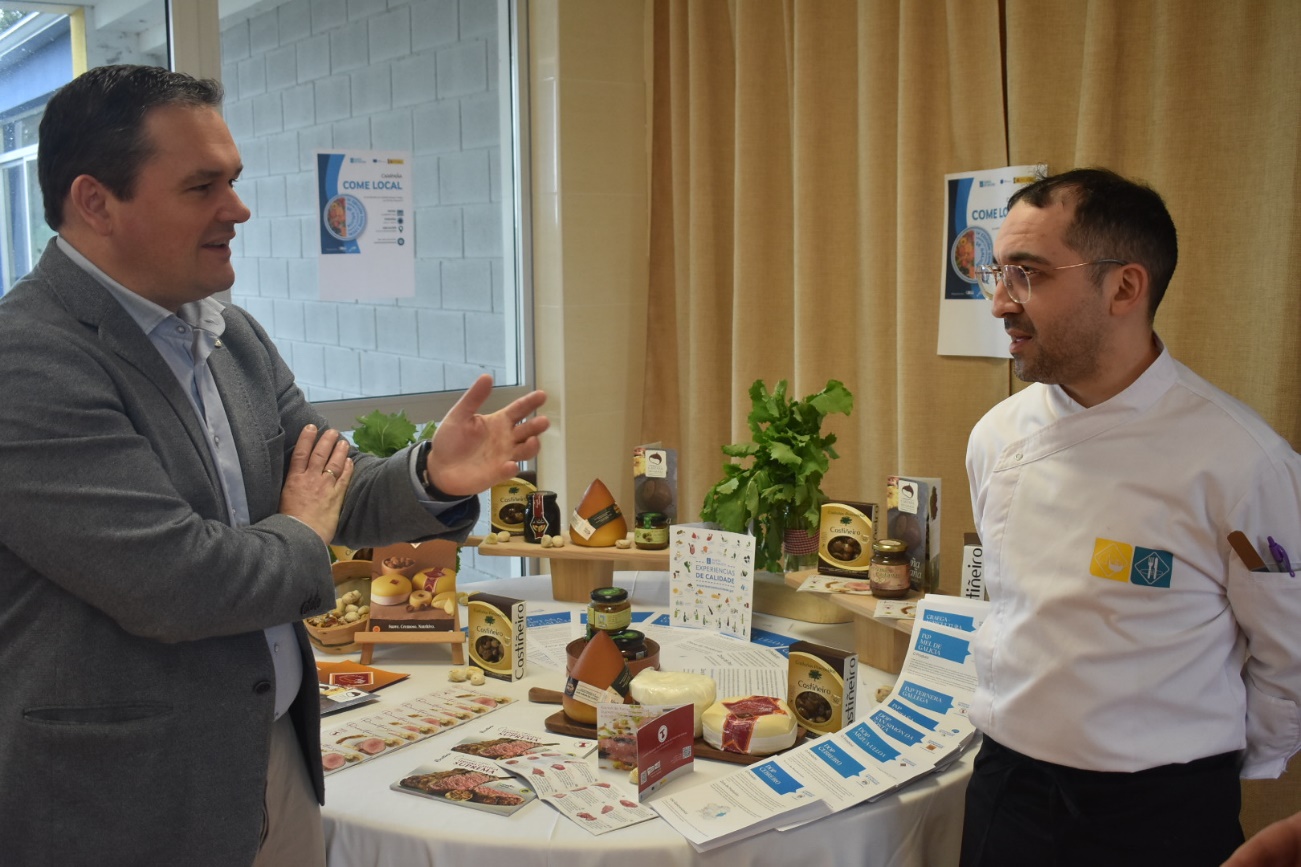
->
[787,641,858,735]
[817,500,878,578]
[466,593,526,681]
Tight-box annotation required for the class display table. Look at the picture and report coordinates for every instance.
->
[319,572,972,867]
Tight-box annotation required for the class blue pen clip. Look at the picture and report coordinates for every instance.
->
[1267,536,1295,577]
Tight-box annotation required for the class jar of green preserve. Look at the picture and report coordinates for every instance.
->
[633,512,669,550]
[586,587,631,639]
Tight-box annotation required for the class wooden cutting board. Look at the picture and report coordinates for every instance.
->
[531,689,808,766]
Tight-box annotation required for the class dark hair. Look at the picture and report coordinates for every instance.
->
[38,65,224,230]
[1007,167,1178,318]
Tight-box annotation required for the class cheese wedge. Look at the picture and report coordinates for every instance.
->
[569,478,628,547]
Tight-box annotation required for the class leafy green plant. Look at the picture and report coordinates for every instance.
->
[699,379,853,572]
[351,410,436,458]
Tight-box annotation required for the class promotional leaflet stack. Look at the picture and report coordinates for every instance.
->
[650,595,987,852]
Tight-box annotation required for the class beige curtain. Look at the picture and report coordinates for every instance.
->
[1006,0,1301,435]
[645,0,1009,588]
[645,0,1301,830]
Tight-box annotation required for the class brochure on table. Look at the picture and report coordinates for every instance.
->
[319,687,513,775]
[597,703,696,798]
[651,594,989,851]
[669,523,756,637]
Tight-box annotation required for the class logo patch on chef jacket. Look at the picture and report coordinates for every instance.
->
[1090,538,1173,588]
[1090,538,1133,581]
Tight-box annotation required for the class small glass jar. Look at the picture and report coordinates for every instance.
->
[633,512,670,550]
[587,586,631,638]
[869,539,911,599]
[609,629,648,661]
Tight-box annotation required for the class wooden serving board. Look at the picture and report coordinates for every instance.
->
[540,709,808,766]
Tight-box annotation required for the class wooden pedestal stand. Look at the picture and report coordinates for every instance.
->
[355,616,466,665]
[475,536,670,602]
[783,570,919,674]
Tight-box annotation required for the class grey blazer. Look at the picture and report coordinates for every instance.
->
[0,243,474,866]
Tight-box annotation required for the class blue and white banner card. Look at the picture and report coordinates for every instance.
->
[315,149,415,301]
[937,164,1042,357]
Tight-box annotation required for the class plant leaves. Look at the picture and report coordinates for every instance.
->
[698,377,854,571]
[352,409,418,457]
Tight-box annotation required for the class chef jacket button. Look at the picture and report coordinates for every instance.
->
[1014,452,1023,461]
[254,680,272,695]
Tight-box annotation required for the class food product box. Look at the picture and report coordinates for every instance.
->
[633,444,678,524]
[467,592,527,681]
[817,500,879,578]
[885,476,942,593]
[960,532,986,601]
[786,641,858,735]
[490,473,537,534]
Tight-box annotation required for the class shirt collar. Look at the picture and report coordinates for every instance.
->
[1046,335,1175,416]
[56,236,227,339]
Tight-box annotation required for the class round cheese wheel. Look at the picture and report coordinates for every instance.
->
[702,696,797,755]
[629,670,716,738]
[370,574,412,606]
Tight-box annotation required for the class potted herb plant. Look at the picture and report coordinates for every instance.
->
[699,379,854,573]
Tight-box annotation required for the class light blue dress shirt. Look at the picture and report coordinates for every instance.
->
[56,237,476,719]
[58,237,305,717]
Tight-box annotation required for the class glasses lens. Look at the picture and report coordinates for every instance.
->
[1006,265,1030,303]
[976,267,998,299]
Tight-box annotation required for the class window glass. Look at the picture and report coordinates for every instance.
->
[218,0,532,434]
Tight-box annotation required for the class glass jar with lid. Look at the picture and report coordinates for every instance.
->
[633,512,670,550]
[609,629,648,661]
[587,586,631,638]
[869,539,911,599]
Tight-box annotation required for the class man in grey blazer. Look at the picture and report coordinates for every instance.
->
[0,65,548,866]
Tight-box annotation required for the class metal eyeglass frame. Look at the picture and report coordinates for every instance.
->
[975,259,1128,303]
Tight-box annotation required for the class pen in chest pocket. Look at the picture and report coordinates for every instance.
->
[1267,537,1294,577]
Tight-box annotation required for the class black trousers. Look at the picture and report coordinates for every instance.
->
[960,736,1244,867]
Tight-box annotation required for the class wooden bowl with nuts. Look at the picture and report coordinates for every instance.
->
[305,559,373,652]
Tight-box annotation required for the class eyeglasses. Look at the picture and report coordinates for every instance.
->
[975,259,1127,304]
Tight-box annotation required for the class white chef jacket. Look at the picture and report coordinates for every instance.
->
[966,343,1301,777]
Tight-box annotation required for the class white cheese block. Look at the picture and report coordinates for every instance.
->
[629,670,717,737]
[702,696,797,755]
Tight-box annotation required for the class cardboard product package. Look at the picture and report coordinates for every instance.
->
[960,532,986,601]
[885,476,941,593]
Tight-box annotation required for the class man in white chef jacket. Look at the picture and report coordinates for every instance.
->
[958,168,1301,867]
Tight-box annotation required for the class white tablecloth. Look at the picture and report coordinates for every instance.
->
[320,572,973,867]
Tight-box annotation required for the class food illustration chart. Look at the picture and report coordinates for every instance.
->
[669,524,756,639]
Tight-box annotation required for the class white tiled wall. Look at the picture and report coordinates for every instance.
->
[220,0,518,582]
[221,0,508,405]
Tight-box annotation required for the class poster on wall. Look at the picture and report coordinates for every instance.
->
[936,164,1042,357]
[316,150,415,301]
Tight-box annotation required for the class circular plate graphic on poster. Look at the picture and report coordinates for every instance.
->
[324,194,367,241]
[950,225,993,283]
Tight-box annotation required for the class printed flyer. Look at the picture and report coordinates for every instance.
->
[936,164,1042,357]
[315,149,415,301]
[668,523,756,639]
